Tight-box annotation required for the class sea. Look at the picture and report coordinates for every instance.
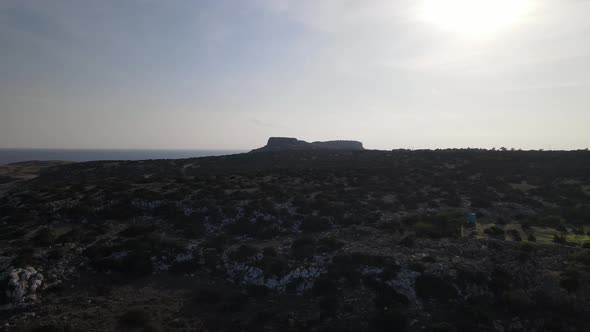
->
[0,149,246,165]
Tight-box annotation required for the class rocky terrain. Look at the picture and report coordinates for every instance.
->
[251,137,364,152]
[1,148,590,331]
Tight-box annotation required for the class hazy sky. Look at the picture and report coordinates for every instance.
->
[1,0,589,150]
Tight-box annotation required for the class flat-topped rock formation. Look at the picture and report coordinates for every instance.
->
[251,137,364,152]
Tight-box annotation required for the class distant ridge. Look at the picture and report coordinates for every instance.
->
[251,137,364,152]
[3,160,74,167]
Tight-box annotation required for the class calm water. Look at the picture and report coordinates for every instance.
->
[0,149,246,165]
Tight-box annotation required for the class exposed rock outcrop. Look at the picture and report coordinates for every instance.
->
[3,266,44,307]
[251,137,364,152]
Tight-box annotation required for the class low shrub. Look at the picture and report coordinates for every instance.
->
[429,322,458,332]
[553,234,566,244]
[399,235,414,247]
[415,274,457,300]
[414,222,441,238]
[13,248,36,267]
[47,247,67,261]
[119,224,157,238]
[227,244,259,262]
[312,278,339,296]
[56,228,82,244]
[27,323,80,332]
[559,270,580,293]
[262,246,278,257]
[484,225,505,239]
[291,236,316,259]
[371,305,407,332]
[500,289,535,314]
[300,216,331,233]
[317,236,345,253]
[506,229,522,241]
[254,256,289,276]
[195,289,221,305]
[118,309,152,328]
[533,214,565,228]
[31,227,57,247]
[318,296,340,313]
[368,279,409,308]
[411,211,463,239]
[572,249,590,266]
[169,259,199,275]
[218,292,248,313]
[0,276,9,305]
[182,221,205,238]
[120,251,154,277]
[489,268,512,294]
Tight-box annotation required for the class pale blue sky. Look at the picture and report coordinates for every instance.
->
[1,0,589,150]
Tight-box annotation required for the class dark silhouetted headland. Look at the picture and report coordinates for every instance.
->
[250,137,364,152]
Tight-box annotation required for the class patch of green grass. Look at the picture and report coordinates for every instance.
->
[472,223,588,245]
[565,233,590,246]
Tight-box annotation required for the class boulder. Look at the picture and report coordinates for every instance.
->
[4,266,44,306]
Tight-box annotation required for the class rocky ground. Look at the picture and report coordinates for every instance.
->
[1,150,589,331]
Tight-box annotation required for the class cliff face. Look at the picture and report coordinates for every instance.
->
[311,140,364,150]
[251,137,364,152]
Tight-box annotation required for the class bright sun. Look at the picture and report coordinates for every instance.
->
[421,0,531,37]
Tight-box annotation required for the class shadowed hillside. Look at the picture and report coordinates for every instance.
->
[1,149,589,331]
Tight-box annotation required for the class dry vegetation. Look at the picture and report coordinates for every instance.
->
[1,149,590,331]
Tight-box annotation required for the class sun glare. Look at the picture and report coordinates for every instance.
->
[421,0,531,37]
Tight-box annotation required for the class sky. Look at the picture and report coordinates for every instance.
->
[1,0,589,150]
